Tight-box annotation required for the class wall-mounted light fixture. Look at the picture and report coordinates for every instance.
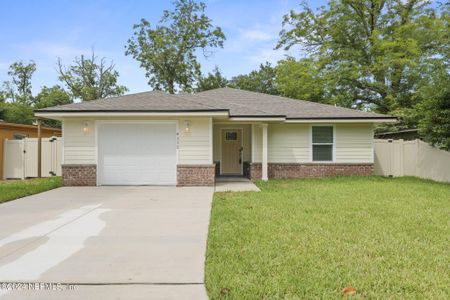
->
[184,120,191,133]
[82,121,90,134]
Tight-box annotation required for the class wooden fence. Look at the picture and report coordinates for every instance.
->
[3,137,62,179]
[374,139,450,183]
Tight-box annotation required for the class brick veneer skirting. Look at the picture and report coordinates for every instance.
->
[249,163,262,180]
[177,164,216,186]
[62,164,97,186]
[249,163,373,180]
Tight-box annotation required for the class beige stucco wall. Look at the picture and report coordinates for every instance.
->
[252,123,374,163]
[213,124,251,162]
[62,117,213,165]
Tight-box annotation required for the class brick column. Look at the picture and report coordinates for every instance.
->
[177,164,216,186]
[62,164,97,186]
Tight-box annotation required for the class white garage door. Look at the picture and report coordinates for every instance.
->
[97,122,177,185]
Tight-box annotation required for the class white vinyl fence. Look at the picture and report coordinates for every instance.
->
[3,137,62,179]
[374,139,450,183]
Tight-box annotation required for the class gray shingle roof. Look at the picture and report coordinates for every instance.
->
[195,88,389,119]
[36,87,393,119]
[37,90,225,112]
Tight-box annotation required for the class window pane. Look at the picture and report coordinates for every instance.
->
[312,126,333,143]
[225,132,237,140]
[313,145,333,161]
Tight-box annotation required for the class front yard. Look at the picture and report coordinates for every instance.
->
[0,177,63,204]
[206,177,450,299]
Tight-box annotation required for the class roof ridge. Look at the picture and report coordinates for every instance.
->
[174,93,227,111]
[189,93,275,116]
[199,87,387,117]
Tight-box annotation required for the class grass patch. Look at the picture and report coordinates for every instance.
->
[206,177,450,299]
[0,177,63,204]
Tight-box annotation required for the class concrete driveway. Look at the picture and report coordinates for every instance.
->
[0,186,214,299]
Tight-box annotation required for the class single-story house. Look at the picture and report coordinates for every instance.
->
[0,121,61,179]
[35,88,396,186]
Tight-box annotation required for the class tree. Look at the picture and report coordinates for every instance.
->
[3,61,36,104]
[35,85,72,109]
[276,0,449,117]
[57,51,128,101]
[229,62,279,95]
[416,69,450,150]
[194,66,228,92]
[0,102,34,124]
[125,0,225,94]
[276,57,326,103]
[0,82,15,102]
[35,85,73,128]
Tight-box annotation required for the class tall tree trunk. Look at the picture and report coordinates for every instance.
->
[168,80,175,94]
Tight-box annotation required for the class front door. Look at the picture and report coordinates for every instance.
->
[221,129,242,175]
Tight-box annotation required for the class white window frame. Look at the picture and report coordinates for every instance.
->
[310,124,336,163]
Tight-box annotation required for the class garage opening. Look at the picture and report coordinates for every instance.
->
[97,122,177,185]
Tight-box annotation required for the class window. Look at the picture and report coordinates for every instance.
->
[312,126,333,161]
[13,134,28,140]
[225,131,237,141]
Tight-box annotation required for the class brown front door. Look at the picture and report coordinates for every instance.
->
[221,129,242,175]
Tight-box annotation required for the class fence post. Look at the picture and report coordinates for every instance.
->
[388,139,393,176]
[415,139,420,176]
[399,139,404,177]
[37,120,42,178]
[3,139,7,180]
[21,138,26,180]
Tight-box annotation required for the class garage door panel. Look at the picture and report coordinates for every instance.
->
[98,123,177,185]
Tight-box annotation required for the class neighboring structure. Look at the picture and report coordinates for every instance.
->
[375,129,418,140]
[35,88,396,186]
[0,122,61,179]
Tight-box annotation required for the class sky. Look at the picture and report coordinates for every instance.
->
[0,0,328,95]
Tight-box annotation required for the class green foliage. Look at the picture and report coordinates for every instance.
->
[195,66,228,92]
[125,0,225,94]
[35,85,73,128]
[3,61,36,104]
[57,51,128,101]
[416,69,450,150]
[229,62,279,95]
[35,85,72,109]
[0,102,34,124]
[276,0,449,119]
[0,177,63,204]
[276,57,326,103]
[206,177,450,299]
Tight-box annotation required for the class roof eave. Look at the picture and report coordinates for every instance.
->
[285,117,397,123]
[35,110,230,119]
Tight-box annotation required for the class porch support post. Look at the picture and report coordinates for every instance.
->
[261,123,268,181]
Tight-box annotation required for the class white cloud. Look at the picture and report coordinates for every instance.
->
[0,62,8,71]
[239,29,273,42]
[247,47,287,64]
[14,42,89,61]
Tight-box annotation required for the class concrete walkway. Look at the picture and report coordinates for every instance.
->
[0,186,214,299]
[215,177,260,192]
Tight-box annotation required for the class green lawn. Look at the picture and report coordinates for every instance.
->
[0,177,63,204]
[206,177,450,299]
